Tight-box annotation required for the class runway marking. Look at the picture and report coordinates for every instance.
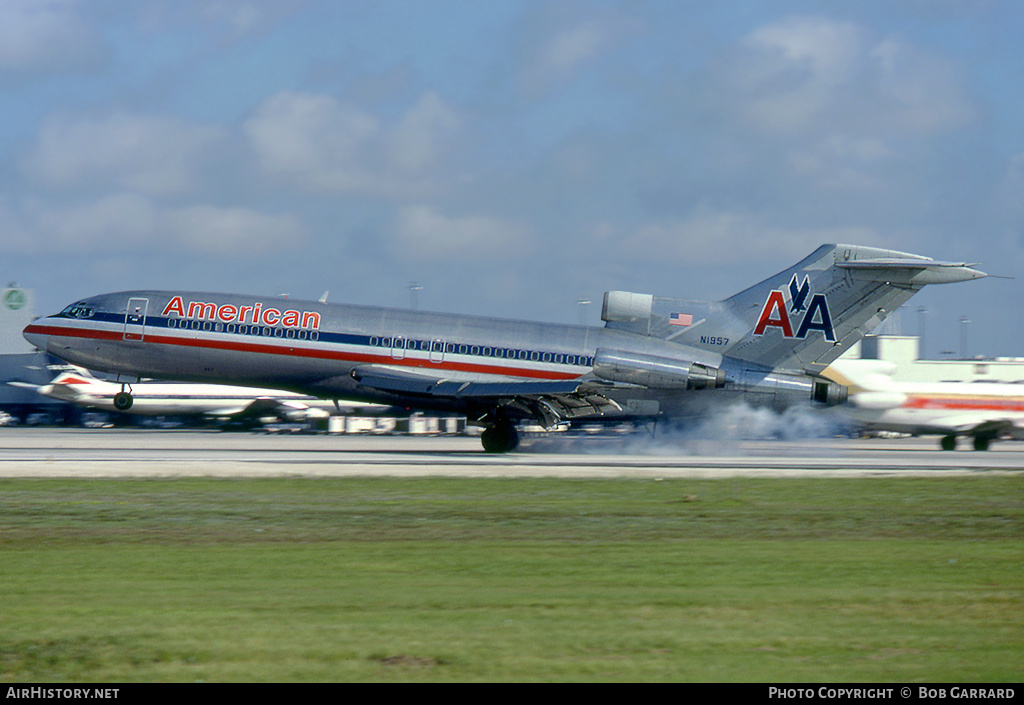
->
[1,430,1022,478]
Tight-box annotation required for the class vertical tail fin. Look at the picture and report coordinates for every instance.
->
[718,244,985,371]
[600,244,986,373]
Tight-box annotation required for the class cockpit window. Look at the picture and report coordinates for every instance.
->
[60,303,95,319]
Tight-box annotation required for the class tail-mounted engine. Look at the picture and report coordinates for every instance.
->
[811,377,849,406]
[593,348,848,409]
[593,348,726,390]
[729,369,849,409]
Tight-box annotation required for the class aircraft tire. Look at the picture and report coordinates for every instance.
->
[481,424,519,453]
[113,392,134,411]
[940,434,957,451]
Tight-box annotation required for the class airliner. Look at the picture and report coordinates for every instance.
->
[29,368,382,424]
[23,244,986,452]
[824,358,1024,450]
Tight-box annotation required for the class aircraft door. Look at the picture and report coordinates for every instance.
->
[391,336,406,360]
[430,339,445,364]
[124,298,149,341]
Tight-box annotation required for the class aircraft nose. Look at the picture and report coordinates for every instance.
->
[23,322,50,352]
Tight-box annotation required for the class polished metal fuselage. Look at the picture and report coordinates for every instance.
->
[24,244,985,425]
[25,290,745,419]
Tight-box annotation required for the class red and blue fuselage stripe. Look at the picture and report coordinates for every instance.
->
[26,314,589,382]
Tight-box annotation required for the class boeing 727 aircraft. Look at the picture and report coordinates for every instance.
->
[23,244,986,452]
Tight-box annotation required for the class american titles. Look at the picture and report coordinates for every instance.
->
[161,295,321,330]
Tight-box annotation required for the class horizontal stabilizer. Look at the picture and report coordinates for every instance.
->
[836,258,987,285]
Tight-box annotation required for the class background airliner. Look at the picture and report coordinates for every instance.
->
[26,368,382,425]
[23,244,986,452]
[824,358,1024,450]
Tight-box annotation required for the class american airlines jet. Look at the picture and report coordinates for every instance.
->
[23,244,986,452]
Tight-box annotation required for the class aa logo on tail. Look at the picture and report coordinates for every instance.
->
[754,274,835,342]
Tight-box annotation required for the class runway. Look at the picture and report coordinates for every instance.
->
[0,427,1022,478]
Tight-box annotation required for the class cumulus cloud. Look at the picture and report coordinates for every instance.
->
[0,0,108,74]
[169,205,305,255]
[29,194,159,250]
[615,210,883,265]
[391,205,531,261]
[244,91,378,189]
[516,11,640,99]
[190,0,308,36]
[23,112,224,196]
[244,90,461,197]
[735,16,866,132]
[867,36,975,133]
[387,92,462,174]
[788,135,894,190]
[725,15,973,137]
[656,14,979,218]
[7,195,302,257]
[138,0,309,39]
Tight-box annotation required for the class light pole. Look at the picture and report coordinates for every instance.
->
[918,306,927,360]
[577,298,591,326]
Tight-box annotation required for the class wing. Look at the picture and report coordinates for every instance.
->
[351,364,622,427]
[207,397,322,421]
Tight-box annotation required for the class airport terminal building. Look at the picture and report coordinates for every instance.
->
[0,286,76,423]
[840,334,1024,385]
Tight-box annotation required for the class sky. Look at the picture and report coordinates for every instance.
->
[2,0,1022,359]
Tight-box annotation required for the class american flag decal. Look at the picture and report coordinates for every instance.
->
[669,312,693,326]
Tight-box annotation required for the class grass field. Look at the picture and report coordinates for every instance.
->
[0,476,1020,682]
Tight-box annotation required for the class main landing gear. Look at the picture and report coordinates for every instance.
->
[113,383,134,411]
[940,434,994,451]
[480,422,520,453]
